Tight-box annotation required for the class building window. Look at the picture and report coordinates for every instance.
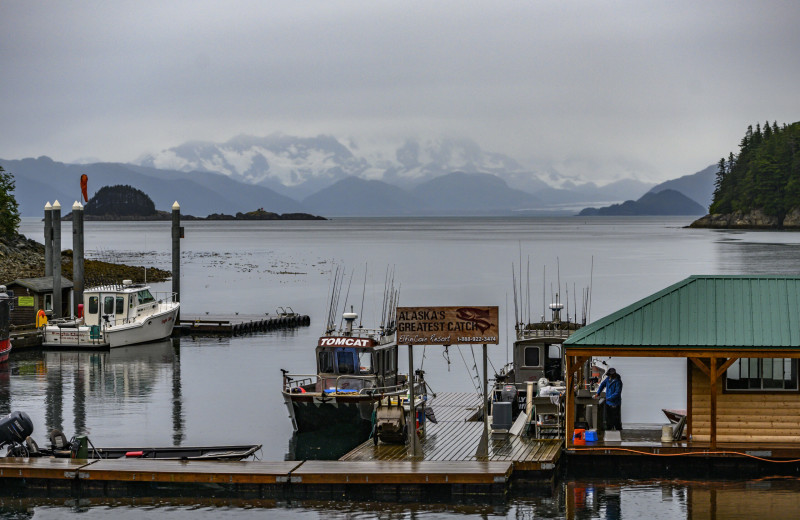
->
[44,293,53,312]
[524,346,540,367]
[726,358,799,391]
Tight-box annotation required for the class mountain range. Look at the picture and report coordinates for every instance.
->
[1,134,717,217]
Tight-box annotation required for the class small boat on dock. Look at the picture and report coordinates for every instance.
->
[43,280,179,348]
[0,412,261,461]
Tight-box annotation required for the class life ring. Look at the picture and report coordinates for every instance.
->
[36,309,48,328]
[291,387,306,394]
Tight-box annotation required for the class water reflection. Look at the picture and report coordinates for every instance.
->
[286,428,369,461]
[716,235,800,274]
[0,364,9,416]
[2,339,185,446]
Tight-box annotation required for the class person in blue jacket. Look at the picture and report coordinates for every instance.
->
[594,367,623,430]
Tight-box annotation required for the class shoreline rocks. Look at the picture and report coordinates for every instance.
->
[0,233,170,286]
[689,209,800,229]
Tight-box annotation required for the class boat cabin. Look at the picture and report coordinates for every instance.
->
[315,336,399,393]
[563,275,800,451]
[83,281,158,327]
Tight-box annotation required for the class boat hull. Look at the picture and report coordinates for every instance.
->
[43,304,179,348]
[107,304,179,348]
[283,392,378,435]
[0,338,10,363]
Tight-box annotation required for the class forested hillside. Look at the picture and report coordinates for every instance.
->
[710,121,800,218]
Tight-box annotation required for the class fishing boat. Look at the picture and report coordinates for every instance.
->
[490,265,602,438]
[0,287,11,363]
[281,268,415,435]
[43,280,179,348]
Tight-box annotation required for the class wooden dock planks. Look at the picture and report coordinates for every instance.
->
[292,460,512,485]
[80,460,303,485]
[340,392,563,472]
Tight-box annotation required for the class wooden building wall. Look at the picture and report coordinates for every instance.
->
[690,363,800,443]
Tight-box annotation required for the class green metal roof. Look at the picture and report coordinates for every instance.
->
[564,275,800,350]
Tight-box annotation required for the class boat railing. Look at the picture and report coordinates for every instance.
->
[153,292,178,305]
[516,328,575,339]
[358,383,409,396]
[282,373,317,392]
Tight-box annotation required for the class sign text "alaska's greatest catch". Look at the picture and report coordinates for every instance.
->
[396,306,499,345]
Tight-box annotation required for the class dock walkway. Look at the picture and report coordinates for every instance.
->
[341,392,563,472]
[0,457,511,500]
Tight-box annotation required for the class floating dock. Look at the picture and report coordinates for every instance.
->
[0,393,561,500]
[175,313,310,336]
[0,457,511,500]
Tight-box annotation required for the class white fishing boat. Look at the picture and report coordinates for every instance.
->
[43,280,179,348]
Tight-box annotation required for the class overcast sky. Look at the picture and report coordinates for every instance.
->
[2,1,799,183]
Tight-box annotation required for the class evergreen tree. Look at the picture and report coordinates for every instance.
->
[0,165,21,237]
[709,121,800,220]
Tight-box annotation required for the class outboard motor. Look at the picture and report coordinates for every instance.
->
[0,412,34,447]
[499,384,518,403]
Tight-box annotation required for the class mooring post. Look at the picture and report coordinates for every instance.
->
[72,201,84,318]
[475,343,489,458]
[51,200,61,318]
[171,201,181,321]
[407,344,422,457]
[44,202,53,277]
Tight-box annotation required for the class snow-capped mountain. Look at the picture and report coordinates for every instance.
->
[135,134,540,199]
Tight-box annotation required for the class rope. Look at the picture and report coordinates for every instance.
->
[569,446,800,463]
[457,346,481,395]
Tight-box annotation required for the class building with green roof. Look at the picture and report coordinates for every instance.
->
[563,275,800,450]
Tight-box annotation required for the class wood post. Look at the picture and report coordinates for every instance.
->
[44,202,52,277]
[565,354,574,448]
[171,201,181,321]
[710,356,717,449]
[475,343,489,458]
[407,344,422,457]
[51,200,61,319]
[72,201,84,318]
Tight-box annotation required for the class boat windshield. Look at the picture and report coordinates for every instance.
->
[136,289,155,304]
[327,348,374,375]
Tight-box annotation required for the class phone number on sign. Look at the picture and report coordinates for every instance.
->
[458,336,497,343]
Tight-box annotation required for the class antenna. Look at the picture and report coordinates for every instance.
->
[339,268,354,330]
[526,256,531,325]
[542,265,546,323]
[511,264,519,328]
[588,256,594,323]
[359,263,367,328]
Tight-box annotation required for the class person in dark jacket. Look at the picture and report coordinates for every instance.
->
[594,367,623,430]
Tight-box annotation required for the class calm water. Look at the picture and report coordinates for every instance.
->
[6,216,800,518]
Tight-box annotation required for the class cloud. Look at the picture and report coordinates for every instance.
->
[1,1,799,183]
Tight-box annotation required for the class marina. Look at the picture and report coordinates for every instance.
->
[4,216,800,517]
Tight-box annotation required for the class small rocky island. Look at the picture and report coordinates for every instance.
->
[689,120,800,229]
[67,185,326,221]
[579,189,705,216]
